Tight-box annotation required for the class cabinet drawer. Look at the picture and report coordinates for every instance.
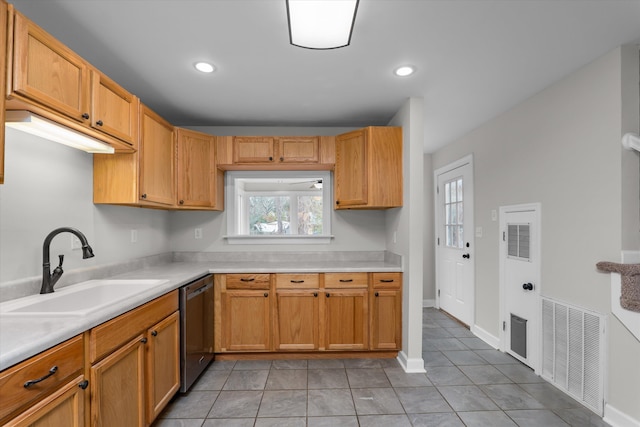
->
[0,335,83,422]
[371,272,402,289]
[275,274,320,289]
[89,290,178,363]
[226,274,271,290]
[324,272,368,288]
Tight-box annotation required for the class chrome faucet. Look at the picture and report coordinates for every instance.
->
[41,227,95,294]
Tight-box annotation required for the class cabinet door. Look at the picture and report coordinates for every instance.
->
[275,290,320,350]
[222,289,271,351]
[4,375,85,427]
[91,335,145,427]
[12,11,90,122]
[334,129,368,207]
[233,137,275,163]
[370,289,402,350]
[146,311,180,424]
[91,70,138,145]
[176,128,221,209]
[139,104,175,205]
[276,137,319,163]
[324,289,368,350]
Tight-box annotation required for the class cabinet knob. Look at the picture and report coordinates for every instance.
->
[141,194,147,199]
[82,113,90,120]
[280,157,284,161]
[336,201,340,205]
[264,292,269,297]
[375,292,379,297]
[179,200,184,205]
[78,380,89,390]
[151,330,158,336]
[326,293,330,297]
[96,120,104,126]
[269,156,273,161]
[380,279,394,283]
[313,292,318,297]
[141,337,148,344]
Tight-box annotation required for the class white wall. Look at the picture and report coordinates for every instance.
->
[0,128,171,285]
[169,126,388,253]
[423,153,435,304]
[386,98,425,372]
[431,46,640,424]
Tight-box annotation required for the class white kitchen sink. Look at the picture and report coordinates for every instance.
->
[0,279,169,317]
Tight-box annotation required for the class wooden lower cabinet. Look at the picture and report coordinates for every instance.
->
[89,291,179,426]
[222,289,271,351]
[5,375,86,427]
[274,290,320,350]
[90,335,146,427]
[214,272,401,355]
[146,311,180,423]
[370,273,402,350]
[324,288,369,350]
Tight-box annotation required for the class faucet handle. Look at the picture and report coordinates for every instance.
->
[57,254,64,267]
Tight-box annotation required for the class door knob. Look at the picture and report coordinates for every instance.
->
[462,253,470,259]
[522,283,534,291]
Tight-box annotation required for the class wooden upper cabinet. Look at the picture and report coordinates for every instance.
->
[276,136,319,163]
[217,135,334,170]
[6,10,134,151]
[335,126,403,209]
[139,104,175,206]
[91,70,139,146]
[176,128,223,210]
[0,0,7,185]
[233,137,276,163]
[11,11,89,122]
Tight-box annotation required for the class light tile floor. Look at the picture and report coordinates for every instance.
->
[153,308,610,427]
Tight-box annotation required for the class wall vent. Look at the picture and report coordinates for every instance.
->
[541,297,606,415]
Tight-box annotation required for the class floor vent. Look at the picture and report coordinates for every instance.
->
[541,297,606,415]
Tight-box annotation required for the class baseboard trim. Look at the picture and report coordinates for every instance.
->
[471,324,500,349]
[604,403,640,427]
[423,299,436,308]
[397,351,426,373]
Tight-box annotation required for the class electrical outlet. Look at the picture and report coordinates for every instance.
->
[71,236,82,250]
[194,228,203,239]
[131,229,138,243]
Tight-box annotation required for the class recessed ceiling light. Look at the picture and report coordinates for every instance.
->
[194,62,215,73]
[394,66,415,77]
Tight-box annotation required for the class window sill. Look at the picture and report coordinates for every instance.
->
[224,235,334,245]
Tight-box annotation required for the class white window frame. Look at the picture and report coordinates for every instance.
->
[225,170,333,245]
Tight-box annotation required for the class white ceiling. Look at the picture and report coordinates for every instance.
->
[10,0,640,153]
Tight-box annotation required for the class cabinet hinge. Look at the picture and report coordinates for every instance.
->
[503,321,506,331]
[437,237,440,246]
[502,231,506,242]
[437,186,439,195]
[437,289,440,297]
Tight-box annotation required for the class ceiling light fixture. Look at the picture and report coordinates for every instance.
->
[286,0,359,50]
[194,62,215,73]
[394,66,415,77]
[5,111,115,154]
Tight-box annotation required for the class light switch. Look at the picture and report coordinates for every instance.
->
[475,227,483,238]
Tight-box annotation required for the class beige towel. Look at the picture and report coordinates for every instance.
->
[596,262,640,313]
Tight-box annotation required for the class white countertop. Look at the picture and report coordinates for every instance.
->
[0,259,401,371]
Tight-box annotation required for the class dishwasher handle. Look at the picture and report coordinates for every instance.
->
[186,281,213,300]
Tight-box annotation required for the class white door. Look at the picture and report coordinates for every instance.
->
[500,204,541,371]
[435,156,474,326]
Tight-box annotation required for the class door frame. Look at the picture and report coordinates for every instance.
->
[499,202,542,374]
[434,154,475,326]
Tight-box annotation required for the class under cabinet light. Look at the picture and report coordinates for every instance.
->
[5,111,115,154]
[286,0,359,50]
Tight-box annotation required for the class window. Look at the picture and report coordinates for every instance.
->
[444,177,464,248]
[508,223,530,261]
[226,171,332,244]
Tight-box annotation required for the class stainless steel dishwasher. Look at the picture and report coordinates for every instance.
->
[179,274,214,392]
